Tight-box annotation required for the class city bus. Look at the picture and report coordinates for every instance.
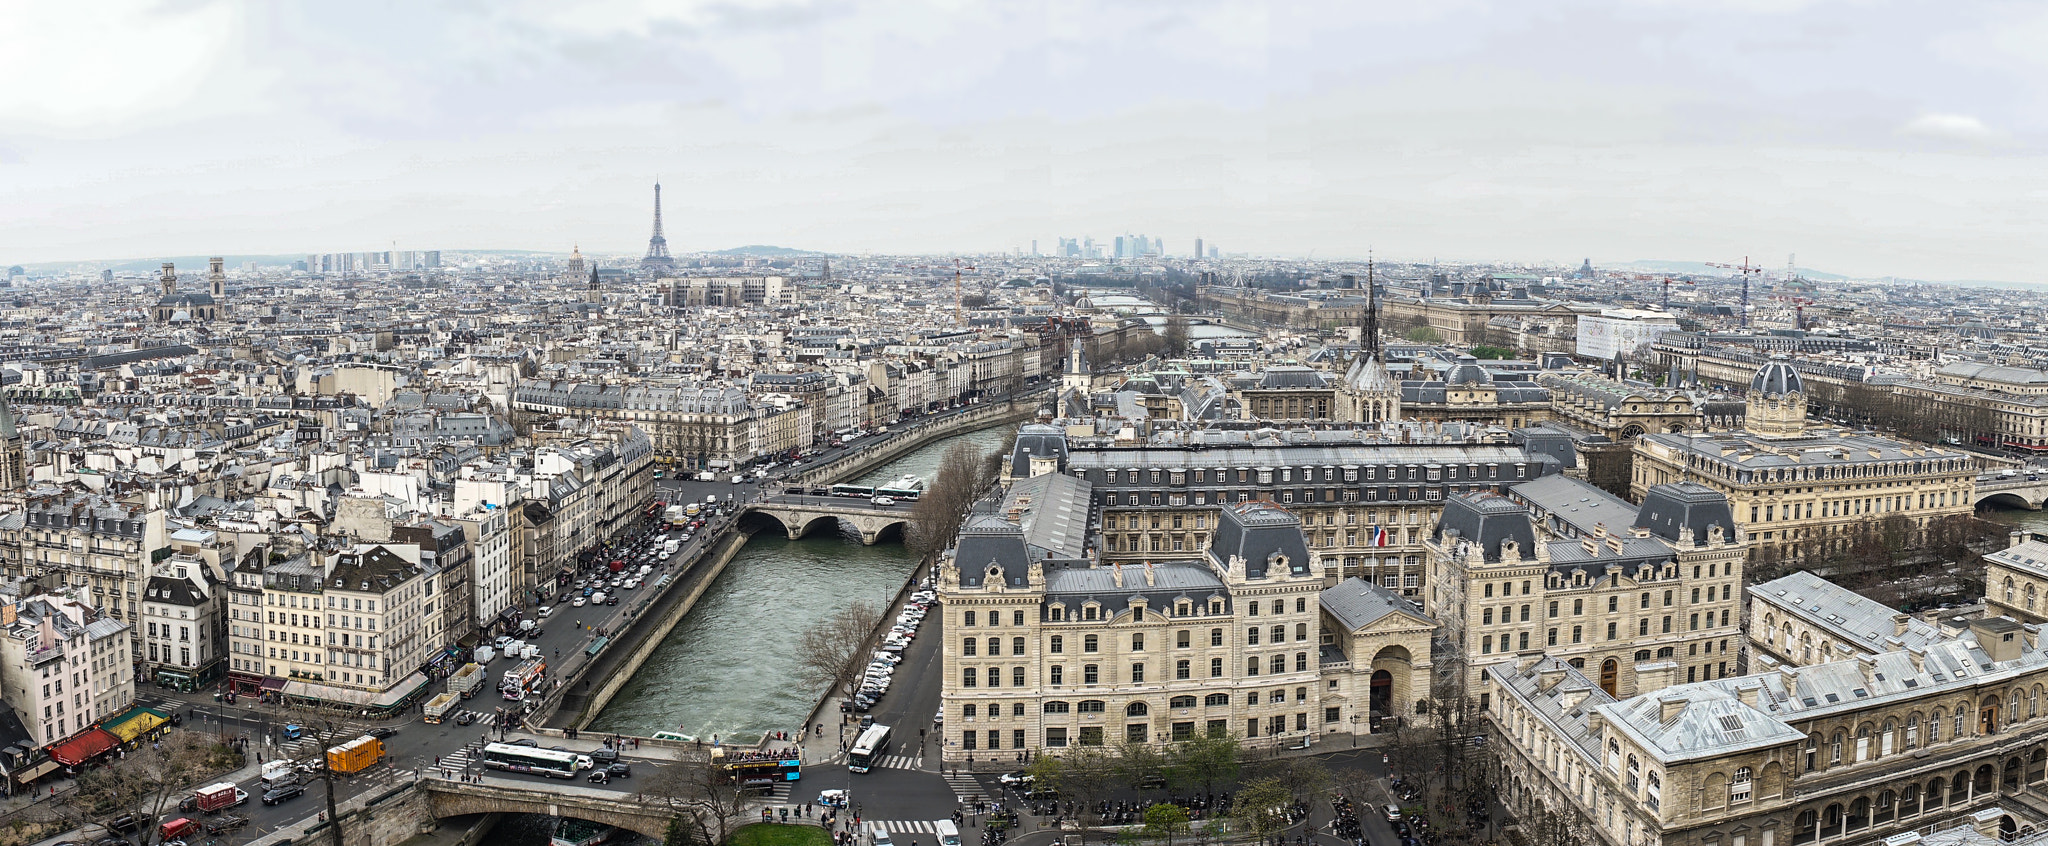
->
[710,746,801,790]
[847,724,892,774]
[830,484,876,498]
[874,474,925,501]
[480,743,589,779]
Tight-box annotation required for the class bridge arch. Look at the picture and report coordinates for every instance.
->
[1977,491,2044,512]
[422,779,673,840]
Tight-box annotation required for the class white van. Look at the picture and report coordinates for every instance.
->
[872,829,895,846]
[934,821,960,846]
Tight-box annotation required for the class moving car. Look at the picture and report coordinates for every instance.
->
[261,784,306,806]
[997,771,1033,787]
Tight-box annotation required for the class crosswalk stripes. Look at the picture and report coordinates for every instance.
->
[942,771,985,802]
[862,821,950,836]
[871,753,922,771]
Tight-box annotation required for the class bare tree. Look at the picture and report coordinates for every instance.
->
[907,441,995,555]
[638,757,747,846]
[62,729,241,846]
[793,599,886,704]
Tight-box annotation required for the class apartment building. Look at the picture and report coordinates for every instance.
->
[0,590,133,746]
[311,544,434,714]
[18,494,168,626]
[139,552,224,692]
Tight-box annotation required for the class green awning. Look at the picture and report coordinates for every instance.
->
[585,637,609,656]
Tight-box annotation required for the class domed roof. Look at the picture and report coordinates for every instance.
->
[1445,355,1493,386]
[1750,360,1803,396]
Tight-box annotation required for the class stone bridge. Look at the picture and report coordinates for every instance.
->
[1978,475,2048,511]
[742,494,914,545]
[422,775,675,840]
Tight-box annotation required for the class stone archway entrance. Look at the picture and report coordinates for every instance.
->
[1370,670,1393,729]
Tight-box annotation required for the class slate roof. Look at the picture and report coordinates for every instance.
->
[1432,492,1538,563]
[1752,570,1952,655]
[1319,577,1430,632]
[1208,501,1312,579]
[1986,540,2048,581]
[1003,472,1092,560]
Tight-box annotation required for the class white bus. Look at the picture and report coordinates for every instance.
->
[847,724,892,773]
[480,743,589,779]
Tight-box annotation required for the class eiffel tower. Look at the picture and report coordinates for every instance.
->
[640,180,677,274]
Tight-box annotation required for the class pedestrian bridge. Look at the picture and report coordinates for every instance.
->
[741,495,914,545]
[421,774,674,839]
[1977,476,2048,511]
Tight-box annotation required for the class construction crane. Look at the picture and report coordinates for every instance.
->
[952,258,978,325]
[1705,257,1767,328]
[1659,276,1693,310]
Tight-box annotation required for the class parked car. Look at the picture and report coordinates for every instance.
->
[605,762,632,778]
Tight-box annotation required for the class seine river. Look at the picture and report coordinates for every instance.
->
[586,424,1013,742]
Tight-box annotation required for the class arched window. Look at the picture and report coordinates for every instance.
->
[1169,695,1196,708]
[1730,767,1752,803]
[1076,700,1105,713]
[1126,702,1149,717]
[1043,700,1070,714]
[1204,693,1230,706]
[1793,809,1817,845]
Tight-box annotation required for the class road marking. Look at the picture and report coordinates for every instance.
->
[942,771,985,802]
[863,821,950,835]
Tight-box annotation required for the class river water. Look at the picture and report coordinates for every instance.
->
[1981,502,2048,537]
[587,424,1014,742]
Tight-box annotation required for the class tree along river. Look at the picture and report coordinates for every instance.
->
[587,424,1013,742]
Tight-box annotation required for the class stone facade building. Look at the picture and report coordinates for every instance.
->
[936,485,1434,760]
[1631,361,1978,564]
[1429,475,1747,700]
[1490,613,2048,846]
[1035,422,1571,596]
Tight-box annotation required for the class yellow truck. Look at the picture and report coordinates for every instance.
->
[325,735,384,774]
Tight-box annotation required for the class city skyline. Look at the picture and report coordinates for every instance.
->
[5,2,2048,282]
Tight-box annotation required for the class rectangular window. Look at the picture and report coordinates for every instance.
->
[1046,728,1068,747]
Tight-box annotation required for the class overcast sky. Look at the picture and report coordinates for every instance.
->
[3,0,2045,281]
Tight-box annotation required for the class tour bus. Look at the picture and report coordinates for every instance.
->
[847,724,892,774]
[710,746,801,789]
[480,743,590,779]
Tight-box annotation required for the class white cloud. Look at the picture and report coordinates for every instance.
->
[1899,113,2006,144]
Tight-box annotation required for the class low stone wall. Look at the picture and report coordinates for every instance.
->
[790,395,1040,487]
[562,527,754,730]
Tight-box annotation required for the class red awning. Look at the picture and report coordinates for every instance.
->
[47,729,117,766]
[2004,441,2048,451]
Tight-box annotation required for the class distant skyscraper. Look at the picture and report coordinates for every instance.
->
[1195,237,1203,260]
[1031,239,1038,256]
[641,181,677,275]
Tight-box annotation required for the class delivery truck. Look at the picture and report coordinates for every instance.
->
[197,782,241,813]
[325,735,384,774]
[423,692,458,724]
[448,662,485,698]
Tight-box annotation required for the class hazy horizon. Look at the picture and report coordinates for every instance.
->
[5,2,2047,283]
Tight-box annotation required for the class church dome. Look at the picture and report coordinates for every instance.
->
[1750,360,1803,396]
[1444,355,1493,386]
